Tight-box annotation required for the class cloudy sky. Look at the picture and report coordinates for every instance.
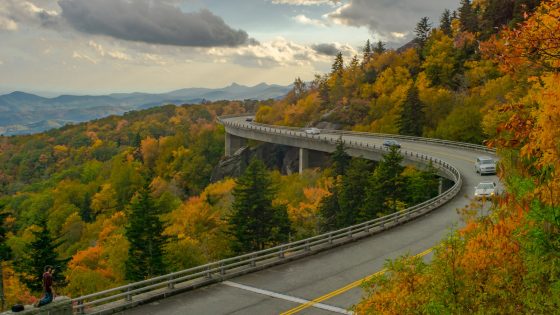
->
[0,0,454,95]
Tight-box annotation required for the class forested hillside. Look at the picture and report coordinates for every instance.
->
[353,0,560,313]
[0,101,251,301]
[256,0,541,146]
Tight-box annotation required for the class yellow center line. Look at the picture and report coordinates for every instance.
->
[279,248,433,315]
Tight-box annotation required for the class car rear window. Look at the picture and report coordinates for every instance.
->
[478,183,494,189]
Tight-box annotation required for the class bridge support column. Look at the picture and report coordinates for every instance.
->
[225,133,247,157]
[299,148,309,174]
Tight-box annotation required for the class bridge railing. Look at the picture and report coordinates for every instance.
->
[217,115,495,155]
[71,116,466,314]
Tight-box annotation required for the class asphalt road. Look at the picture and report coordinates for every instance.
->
[124,118,499,315]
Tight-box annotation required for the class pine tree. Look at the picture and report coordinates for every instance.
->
[125,184,167,281]
[318,185,340,231]
[399,84,425,136]
[459,0,478,32]
[228,159,291,253]
[331,52,344,78]
[373,41,386,55]
[320,140,351,231]
[338,158,371,227]
[363,147,404,216]
[15,216,67,292]
[440,9,453,36]
[415,17,432,49]
[331,138,351,177]
[362,39,372,65]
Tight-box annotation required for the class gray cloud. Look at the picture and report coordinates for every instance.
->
[311,42,356,57]
[58,0,256,47]
[311,43,339,56]
[327,0,444,42]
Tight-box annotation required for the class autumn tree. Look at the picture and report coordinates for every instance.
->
[125,184,167,281]
[292,77,307,100]
[228,159,291,253]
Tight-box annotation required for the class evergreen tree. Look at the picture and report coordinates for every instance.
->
[440,9,453,36]
[318,183,341,231]
[125,184,167,281]
[362,40,377,83]
[331,52,344,78]
[363,147,404,216]
[16,216,67,292]
[338,158,371,227]
[459,0,478,32]
[399,84,425,136]
[415,17,432,49]
[319,140,351,231]
[373,41,386,55]
[228,159,291,253]
[362,39,372,65]
[331,138,351,177]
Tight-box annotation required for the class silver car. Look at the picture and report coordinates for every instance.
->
[305,127,321,135]
[474,182,497,199]
[475,157,496,175]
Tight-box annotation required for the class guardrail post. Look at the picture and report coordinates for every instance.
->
[77,299,84,315]
[279,246,285,259]
[168,275,175,289]
[206,265,212,279]
[126,287,132,302]
[250,254,256,267]
[220,262,226,276]
[328,233,333,244]
[347,227,352,238]
[305,240,310,252]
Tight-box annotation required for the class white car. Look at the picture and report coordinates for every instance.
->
[474,182,497,199]
[305,127,321,135]
[475,157,496,175]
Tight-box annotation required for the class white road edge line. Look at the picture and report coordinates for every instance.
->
[222,281,353,315]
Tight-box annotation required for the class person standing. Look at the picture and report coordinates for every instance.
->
[35,265,55,307]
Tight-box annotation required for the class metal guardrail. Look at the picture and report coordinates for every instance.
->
[221,115,495,155]
[72,115,472,314]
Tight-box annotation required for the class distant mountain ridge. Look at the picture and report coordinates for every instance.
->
[0,83,291,135]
